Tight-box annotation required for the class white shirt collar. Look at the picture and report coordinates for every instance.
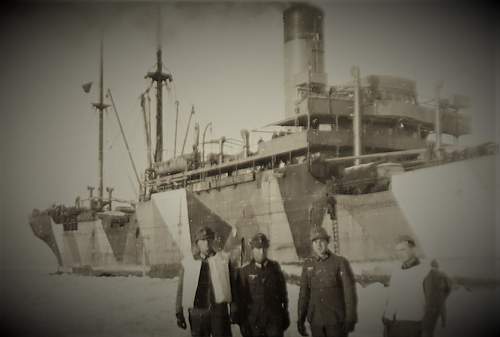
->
[255,260,268,268]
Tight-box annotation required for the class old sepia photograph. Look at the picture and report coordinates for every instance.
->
[1,1,498,337]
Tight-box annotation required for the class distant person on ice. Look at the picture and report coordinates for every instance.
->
[297,226,358,337]
[382,235,452,337]
[236,233,290,337]
[175,226,238,337]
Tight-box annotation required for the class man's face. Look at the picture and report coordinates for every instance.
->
[395,241,415,262]
[312,238,329,257]
[197,238,213,256]
[213,235,224,252]
[252,247,268,264]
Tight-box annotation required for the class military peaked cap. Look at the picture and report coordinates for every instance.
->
[310,226,330,242]
[194,226,215,242]
[249,233,270,249]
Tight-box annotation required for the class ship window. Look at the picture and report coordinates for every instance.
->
[63,222,78,231]
[111,222,123,229]
[110,216,129,229]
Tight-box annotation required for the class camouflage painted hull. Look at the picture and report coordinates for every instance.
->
[30,161,410,275]
[30,154,496,283]
[136,161,418,269]
[29,208,146,276]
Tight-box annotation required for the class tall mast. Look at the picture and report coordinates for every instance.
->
[92,39,109,200]
[146,13,172,163]
[174,100,179,157]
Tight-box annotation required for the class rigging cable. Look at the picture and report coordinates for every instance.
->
[107,88,142,188]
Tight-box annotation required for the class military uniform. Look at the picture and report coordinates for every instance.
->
[297,227,357,337]
[236,233,290,337]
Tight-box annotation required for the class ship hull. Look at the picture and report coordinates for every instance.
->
[29,209,146,276]
[141,155,496,282]
[31,155,496,284]
[145,162,419,266]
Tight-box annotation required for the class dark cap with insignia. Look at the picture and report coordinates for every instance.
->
[249,233,270,249]
[194,226,215,242]
[310,226,330,242]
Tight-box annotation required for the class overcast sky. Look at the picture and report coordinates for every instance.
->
[0,1,498,269]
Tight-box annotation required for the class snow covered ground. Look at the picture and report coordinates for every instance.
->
[1,269,498,337]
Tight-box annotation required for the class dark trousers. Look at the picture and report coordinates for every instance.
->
[188,304,232,337]
[245,322,284,337]
[240,307,287,337]
[383,320,422,337]
[310,325,346,337]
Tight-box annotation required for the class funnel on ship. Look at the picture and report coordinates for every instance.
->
[283,3,327,118]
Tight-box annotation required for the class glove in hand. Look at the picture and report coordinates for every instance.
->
[176,312,187,330]
[297,321,309,337]
[344,321,356,333]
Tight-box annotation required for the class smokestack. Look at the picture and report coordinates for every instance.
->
[283,3,327,118]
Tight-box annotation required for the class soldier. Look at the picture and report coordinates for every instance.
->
[237,233,290,337]
[175,226,237,337]
[382,235,451,337]
[297,226,357,337]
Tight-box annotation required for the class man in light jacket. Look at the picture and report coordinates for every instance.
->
[176,226,238,337]
[382,235,452,337]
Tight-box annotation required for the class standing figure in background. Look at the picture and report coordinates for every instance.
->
[297,226,358,337]
[382,235,452,337]
[175,226,238,337]
[237,233,290,337]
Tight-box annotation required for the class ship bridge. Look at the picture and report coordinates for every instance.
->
[272,74,470,139]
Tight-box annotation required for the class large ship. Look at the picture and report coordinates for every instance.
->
[30,3,496,283]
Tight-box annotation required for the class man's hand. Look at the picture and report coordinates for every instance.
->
[282,310,290,330]
[297,321,309,336]
[176,311,187,330]
[239,323,251,337]
[344,321,356,333]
